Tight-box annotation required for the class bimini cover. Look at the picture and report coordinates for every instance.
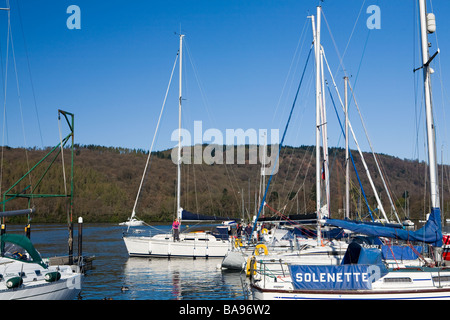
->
[0,234,46,268]
[325,207,442,247]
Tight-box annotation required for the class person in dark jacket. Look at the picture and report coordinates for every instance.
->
[244,223,253,239]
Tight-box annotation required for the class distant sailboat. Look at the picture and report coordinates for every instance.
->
[119,215,144,227]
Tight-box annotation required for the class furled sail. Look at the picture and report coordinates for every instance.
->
[324,207,442,247]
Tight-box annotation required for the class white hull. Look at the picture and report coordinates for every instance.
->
[123,232,232,258]
[222,250,247,270]
[222,240,348,271]
[252,286,450,300]
[0,273,82,300]
[250,262,450,300]
[0,258,82,300]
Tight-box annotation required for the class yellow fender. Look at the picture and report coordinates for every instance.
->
[254,244,268,256]
[246,256,257,277]
[234,238,243,248]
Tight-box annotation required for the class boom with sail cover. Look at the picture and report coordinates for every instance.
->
[324,207,442,247]
[180,209,235,222]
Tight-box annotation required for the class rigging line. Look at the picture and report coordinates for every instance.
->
[277,144,296,207]
[327,81,374,221]
[268,58,315,213]
[338,0,367,76]
[348,82,401,223]
[351,30,371,93]
[320,10,345,78]
[183,38,215,130]
[413,82,425,160]
[192,154,199,213]
[323,8,372,94]
[224,160,243,214]
[321,47,392,223]
[429,0,448,163]
[321,50,374,220]
[0,44,4,209]
[284,147,315,214]
[9,5,34,199]
[412,1,425,161]
[276,72,315,209]
[349,181,366,220]
[0,3,10,201]
[0,6,6,200]
[16,0,43,148]
[128,51,179,231]
[280,145,314,212]
[272,17,309,125]
[57,116,67,196]
[263,202,317,238]
[196,161,214,214]
[250,46,313,242]
[184,39,241,212]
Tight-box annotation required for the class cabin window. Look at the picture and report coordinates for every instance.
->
[2,242,31,262]
[184,238,209,241]
[383,277,412,283]
[432,276,450,283]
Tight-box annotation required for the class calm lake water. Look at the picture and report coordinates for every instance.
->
[6,221,450,302]
[4,223,246,300]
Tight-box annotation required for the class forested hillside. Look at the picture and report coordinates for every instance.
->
[0,144,447,224]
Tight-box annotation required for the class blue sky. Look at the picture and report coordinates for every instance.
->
[1,0,450,163]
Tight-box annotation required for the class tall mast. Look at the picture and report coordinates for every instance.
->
[312,6,322,246]
[261,132,266,217]
[320,44,330,219]
[418,0,439,210]
[177,34,184,222]
[344,76,349,219]
[418,0,442,261]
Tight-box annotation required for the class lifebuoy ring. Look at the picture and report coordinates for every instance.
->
[261,228,268,234]
[246,256,257,277]
[254,244,268,255]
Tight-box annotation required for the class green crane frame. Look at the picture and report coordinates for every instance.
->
[1,109,75,261]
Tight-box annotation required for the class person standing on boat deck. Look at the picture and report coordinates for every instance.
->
[236,223,243,239]
[245,223,252,240]
[172,218,180,241]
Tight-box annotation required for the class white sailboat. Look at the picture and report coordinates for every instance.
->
[0,232,81,300]
[250,2,450,300]
[123,35,232,258]
[223,9,351,271]
[119,216,144,227]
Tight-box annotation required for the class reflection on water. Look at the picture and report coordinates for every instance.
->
[5,221,450,300]
[2,223,245,300]
[124,258,244,300]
